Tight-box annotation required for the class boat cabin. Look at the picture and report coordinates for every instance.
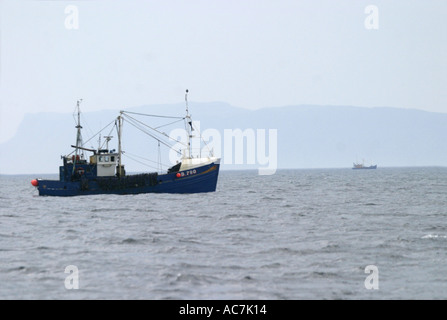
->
[60,148,124,182]
[89,149,120,177]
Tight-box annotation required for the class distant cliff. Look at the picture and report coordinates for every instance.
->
[1,103,446,174]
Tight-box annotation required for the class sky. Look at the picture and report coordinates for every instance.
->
[0,0,446,143]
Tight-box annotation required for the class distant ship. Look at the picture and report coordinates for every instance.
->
[352,162,377,170]
[30,90,220,196]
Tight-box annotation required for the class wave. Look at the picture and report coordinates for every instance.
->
[421,234,447,239]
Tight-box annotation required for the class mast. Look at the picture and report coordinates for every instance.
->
[75,99,83,157]
[117,112,123,176]
[184,89,193,159]
[72,99,83,175]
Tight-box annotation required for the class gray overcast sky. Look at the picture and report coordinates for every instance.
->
[0,0,446,143]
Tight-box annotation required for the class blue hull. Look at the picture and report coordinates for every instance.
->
[36,162,219,196]
[352,165,377,170]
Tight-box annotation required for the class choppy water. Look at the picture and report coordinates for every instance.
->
[1,167,447,300]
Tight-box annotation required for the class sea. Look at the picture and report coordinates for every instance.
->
[1,167,447,300]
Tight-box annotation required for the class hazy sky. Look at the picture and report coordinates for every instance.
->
[0,0,446,143]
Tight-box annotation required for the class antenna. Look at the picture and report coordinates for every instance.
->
[104,136,113,151]
[185,89,193,131]
[185,89,189,115]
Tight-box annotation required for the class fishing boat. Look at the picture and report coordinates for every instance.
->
[352,162,377,170]
[30,90,220,196]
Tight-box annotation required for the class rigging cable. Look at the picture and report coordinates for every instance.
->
[66,119,116,157]
[121,113,186,151]
[121,111,184,119]
[154,118,185,130]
